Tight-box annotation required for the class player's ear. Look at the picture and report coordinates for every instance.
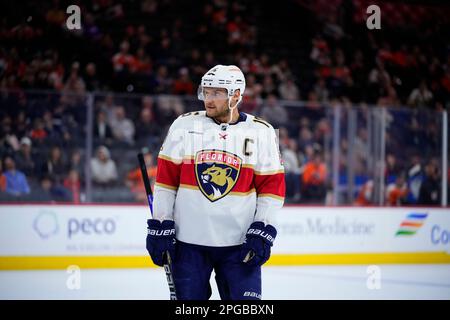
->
[231,89,240,106]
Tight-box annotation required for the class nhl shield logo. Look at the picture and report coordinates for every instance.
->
[195,150,242,202]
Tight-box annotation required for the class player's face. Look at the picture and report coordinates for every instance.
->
[203,87,229,118]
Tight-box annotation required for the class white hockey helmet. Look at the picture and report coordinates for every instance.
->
[198,65,246,104]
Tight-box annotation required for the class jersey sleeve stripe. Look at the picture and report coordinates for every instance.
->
[155,182,178,191]
[179,183,197,190]
[155,157,181,188]
[258,194,285,201]
[254,172,285,198]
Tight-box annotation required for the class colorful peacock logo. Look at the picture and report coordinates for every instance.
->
[395,213,428,236]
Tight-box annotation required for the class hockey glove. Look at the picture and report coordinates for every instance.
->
[240,221,277,267]
[146,219,176,267]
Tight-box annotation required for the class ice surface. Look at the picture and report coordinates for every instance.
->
[1,265,449,300]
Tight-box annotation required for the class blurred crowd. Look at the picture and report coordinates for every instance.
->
[0,0,449,205]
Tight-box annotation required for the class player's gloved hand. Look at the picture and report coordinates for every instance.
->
[146,219,176,267]
[240,221,277,267]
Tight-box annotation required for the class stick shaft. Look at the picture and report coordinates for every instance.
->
[138,152,177,300]
[138,153,154,216]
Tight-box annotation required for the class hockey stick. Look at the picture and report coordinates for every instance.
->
[243,251,255,263]
[138,152,177,300]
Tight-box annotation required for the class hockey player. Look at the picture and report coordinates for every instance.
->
[146,65,285,300]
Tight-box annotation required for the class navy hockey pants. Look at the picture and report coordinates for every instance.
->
[171,240,262,300]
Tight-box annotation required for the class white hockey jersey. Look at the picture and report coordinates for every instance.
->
[153,111,285,247]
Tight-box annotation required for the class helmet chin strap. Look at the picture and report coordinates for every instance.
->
[226,96,241,124]
[219,95,241,131]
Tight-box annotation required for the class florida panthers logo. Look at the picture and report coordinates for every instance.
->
[195,150,242,202]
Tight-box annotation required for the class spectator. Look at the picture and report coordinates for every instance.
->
[110,106,135,145]
[0,116,20,152]
[239,73,262,113]
[157,95,184,125]
[368,61,391,103]
[298,126,314,153]
[301,144,316,167]
[282,139,300,173]
[310,35,331,66]
[15,111,28,139]
[126,149,157,202]
[90,145,118,186]
[3,156,30,196]
[259,94,288,128]
[84,63,100,92]
[130,47,152,74]
[405,155,424,204]
[301,149,327,203]
[154,65,172,94]
[305,91,322,110]
[69,149,83,177]
[141,94,154,108]
[313,78,330,103]
[261,75,278,97]
[385,153,402,184]
[368,61,391,86]
[63,169,81,203]
[36,175,69,202]
[100,94,119,127]
[244,73,263,100]
[61,62,86,106]
[172,67,194,95]
[94,110,114,144]
[42,111,59,141]
[386,175,409,206]
[0,159,6,192]
[14,137,37,177]
[282,139,301,201]
[408,81,433,108]
[30,118,48,144]
[278,127,291,150]
[278,78,300,101]
[41,146,67,183]
[112,41,134,73]
[354,180,374,206]
[418,161,441,205]
[135,107,162,146]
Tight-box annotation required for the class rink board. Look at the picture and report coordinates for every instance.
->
[0,204,449,269]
